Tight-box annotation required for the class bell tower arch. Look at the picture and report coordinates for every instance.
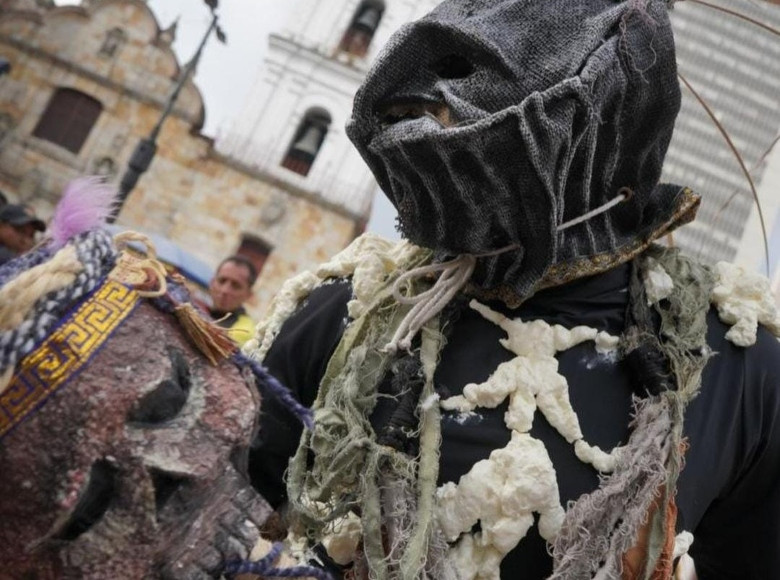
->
[218,0,440,219]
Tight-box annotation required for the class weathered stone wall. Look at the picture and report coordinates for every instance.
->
[0,0,361,318]
[119,141,358,315]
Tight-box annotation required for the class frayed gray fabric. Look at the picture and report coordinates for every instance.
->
[347,0,684,299]
[550,396,672,579]
[380,474,458,580]
[644,246,715,403]
[551,246,713,578]
[286,268,449,580]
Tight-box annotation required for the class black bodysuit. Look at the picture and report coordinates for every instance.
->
[249,264,780,579]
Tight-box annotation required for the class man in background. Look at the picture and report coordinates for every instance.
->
[0,203,46,266]
[208,255,256,347]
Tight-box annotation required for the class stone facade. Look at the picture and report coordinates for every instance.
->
[0,0,363,317]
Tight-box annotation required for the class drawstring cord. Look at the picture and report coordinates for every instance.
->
[385,254,476,354]
[383,190,632,353]
[557,188,632,232]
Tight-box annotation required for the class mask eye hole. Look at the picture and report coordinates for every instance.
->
[127,348,191,426]
[432,54,474,79]
[54,460,117,541]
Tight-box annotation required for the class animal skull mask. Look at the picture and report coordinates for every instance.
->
[0,290,270,579]
[347,0,698,299]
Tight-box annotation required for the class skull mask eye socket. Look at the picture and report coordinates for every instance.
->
[431,54,475,79]
[54,460,117,541]
[127,348,191,426]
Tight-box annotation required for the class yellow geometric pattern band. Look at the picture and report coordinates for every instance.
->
[0,280,139,440]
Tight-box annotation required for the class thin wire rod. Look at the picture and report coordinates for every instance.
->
[699,135,780,259]
[679,72,771,274]
[683,0,780,37]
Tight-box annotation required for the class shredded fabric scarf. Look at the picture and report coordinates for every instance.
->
[258,236,715,579]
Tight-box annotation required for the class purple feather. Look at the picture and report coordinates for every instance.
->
[49,177,118,249]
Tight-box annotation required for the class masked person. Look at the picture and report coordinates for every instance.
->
[208,255,257,347]
[248,1,780,578]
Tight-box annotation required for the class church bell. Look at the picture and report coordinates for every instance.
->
[354,6,381,33]
[291,125,325,157]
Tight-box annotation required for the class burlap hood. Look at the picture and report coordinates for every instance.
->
[347,0,699,300]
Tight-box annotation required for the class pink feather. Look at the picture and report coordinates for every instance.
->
[49,177,118,249]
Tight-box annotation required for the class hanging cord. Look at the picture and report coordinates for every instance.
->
[384,191,632,353]
[233,352,315,430]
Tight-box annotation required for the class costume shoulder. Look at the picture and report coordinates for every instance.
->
[641,249,780,350]
[246,233,429,508]
[247,233,430,361]
[685,262,780,577]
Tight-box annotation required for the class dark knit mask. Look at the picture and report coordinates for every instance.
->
[347,0,699,299]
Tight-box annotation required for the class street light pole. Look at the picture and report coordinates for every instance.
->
[110,2,225,222]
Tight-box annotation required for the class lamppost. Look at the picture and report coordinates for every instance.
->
[110,0,226,222]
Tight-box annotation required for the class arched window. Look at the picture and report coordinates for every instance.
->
[281,108,331,177]
[236,235,274,278]
[32,88,102,154]
[339,0,385,58]
[99,27,127,58]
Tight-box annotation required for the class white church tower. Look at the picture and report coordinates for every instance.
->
[218,0,439,221]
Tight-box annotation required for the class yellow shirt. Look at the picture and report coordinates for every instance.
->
[227,312,255,347]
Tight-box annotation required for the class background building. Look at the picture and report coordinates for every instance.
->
[0,0,396,316]
[2,0,779,313]
[662,1,780,275]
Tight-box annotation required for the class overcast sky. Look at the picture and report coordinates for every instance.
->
[57,0,400,238]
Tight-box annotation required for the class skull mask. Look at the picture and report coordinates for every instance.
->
[347,0,698,299]
[0,292,271,579]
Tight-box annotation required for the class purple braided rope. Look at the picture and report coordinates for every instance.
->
[233,352,315,431]
[149,281,194,315]
[223,542,333,580]
[0,230,116,374]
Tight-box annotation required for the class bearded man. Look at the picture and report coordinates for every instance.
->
[247,1,780,578]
